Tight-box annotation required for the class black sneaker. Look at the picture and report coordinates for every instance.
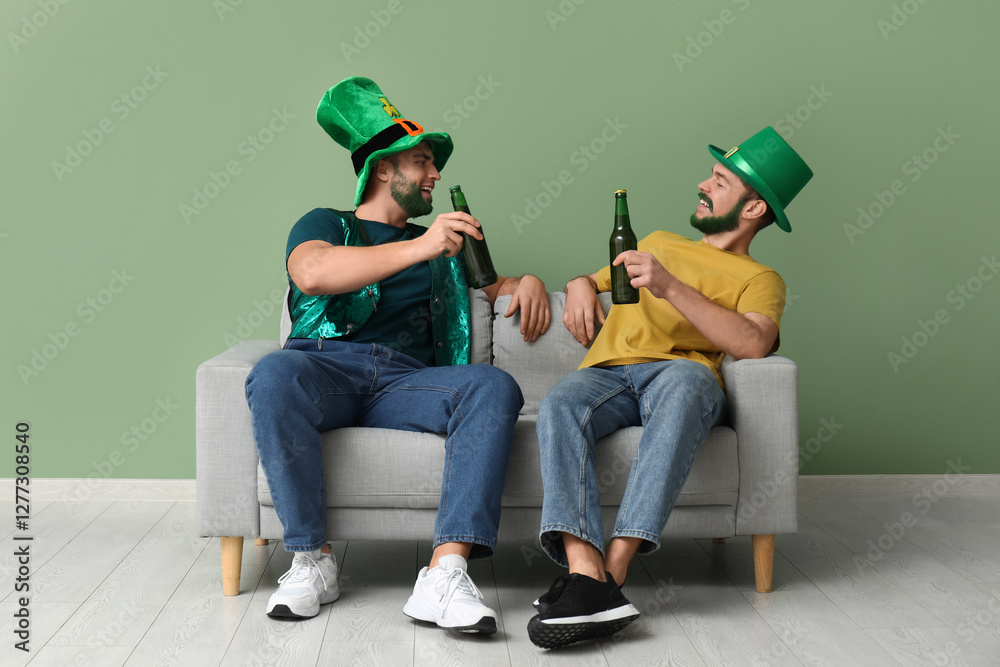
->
[532,575,568,612]
[527,572,639,649]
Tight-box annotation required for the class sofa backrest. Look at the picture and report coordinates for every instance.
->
[493,292,612,415]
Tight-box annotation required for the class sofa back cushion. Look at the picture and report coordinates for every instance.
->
[467,289,492,364]
[279,287,292,345]
[493,292,612,415]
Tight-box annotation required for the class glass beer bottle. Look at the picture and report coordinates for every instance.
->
[610,189,639,304]
[449,185,498,289]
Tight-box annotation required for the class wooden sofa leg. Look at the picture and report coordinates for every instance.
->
[221,536,244,596]
[255,538,268,546]
[752,534,775,593]
[712,538,727,544]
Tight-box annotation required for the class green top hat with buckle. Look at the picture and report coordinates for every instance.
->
[317,76,454,207]
[708,127,813,232]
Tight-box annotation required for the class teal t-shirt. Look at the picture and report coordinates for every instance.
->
[285,208,436,366]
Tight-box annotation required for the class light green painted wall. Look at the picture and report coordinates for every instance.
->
[2,0,997,479]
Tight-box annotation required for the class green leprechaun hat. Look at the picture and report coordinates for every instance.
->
[317,76,454,207]
[708,127,813,232]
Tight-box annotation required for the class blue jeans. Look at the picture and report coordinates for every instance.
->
[245,338,523,558]
[537,359,726,566]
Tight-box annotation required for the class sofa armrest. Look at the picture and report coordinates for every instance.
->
[196,340,279,538]
[721,355,799,536]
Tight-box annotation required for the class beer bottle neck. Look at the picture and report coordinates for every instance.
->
[450,188,469,212]
[614,196,630,224]
[614,203,631,231]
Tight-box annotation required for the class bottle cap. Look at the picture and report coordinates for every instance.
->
[615,189,627,195]
[449,185,462,193]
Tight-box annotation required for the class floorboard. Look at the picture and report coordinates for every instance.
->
[639,557,803,666]
[745,589,898,665]
[48,535,205,646]
[774,527,943,629]
[124,565,257,667]
[6,486,1000,666]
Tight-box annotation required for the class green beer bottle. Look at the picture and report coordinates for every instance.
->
[610,189,639,304]
[449,185,498,289]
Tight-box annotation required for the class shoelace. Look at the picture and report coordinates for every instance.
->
[277,553,329,590]
[539,575,569,605]
[435,567,484,610]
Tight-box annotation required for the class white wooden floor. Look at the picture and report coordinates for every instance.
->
[3,488,1000,666]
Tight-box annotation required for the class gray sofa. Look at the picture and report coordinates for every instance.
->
[196,290,798,596]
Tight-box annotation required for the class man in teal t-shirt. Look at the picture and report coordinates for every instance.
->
[285,208,440,365]
[245,77,550,635]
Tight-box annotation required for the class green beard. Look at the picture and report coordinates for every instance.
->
[390,170,433,218]
[690,200,741,235]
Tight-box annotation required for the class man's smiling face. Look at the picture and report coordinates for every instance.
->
[690,163,750,236]
[388,142,440,219]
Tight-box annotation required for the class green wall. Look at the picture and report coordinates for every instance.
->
[2,0,997,479]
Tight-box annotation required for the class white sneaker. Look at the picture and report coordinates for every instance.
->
[403,554,498,634]
[266,548,340,619]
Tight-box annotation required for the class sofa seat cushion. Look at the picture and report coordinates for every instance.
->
[500,417,739,508]
[257,419,738,511]
[258,427,448,509]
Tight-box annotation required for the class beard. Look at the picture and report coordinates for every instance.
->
[390,169,433,218]
[689,193,742,235]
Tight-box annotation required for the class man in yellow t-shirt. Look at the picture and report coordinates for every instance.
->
[527,127,813,650]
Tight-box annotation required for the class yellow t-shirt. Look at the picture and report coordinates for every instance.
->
[582,231,786,387]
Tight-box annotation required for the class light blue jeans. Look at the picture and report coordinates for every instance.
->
[245,338,523,558]
[537,359,726,566]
